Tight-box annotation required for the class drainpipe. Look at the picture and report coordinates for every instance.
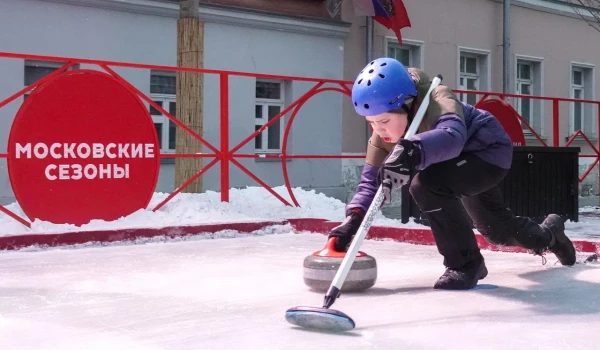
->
[365,17,374,143]
[503,0,511,94]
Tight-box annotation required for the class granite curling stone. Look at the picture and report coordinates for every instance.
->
[303,237,377,292]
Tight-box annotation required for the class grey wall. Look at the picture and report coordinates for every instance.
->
[200,22,344,196]
[341,0,600,153]
[0,0,349,207]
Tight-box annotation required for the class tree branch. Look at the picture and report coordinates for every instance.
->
[564,0,600,33]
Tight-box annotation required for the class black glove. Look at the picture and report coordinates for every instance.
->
[328,208,365,252]
[377,138,421,204]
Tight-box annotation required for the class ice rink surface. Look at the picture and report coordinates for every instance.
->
[0,230,598,350]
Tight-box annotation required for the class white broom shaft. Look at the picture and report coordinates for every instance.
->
[330,74,443,290]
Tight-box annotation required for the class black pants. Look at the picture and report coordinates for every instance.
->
[408,153,552,268]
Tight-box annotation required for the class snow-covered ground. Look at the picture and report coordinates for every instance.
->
[0,188,598,348]
[0,186,423,236]
[0,232,597,349]
[1,186,599,241]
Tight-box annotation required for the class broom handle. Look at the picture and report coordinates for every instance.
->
[324,74,443,307]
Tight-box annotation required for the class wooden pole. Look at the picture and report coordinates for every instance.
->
[175,0,204,193]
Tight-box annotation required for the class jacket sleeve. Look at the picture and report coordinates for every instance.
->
[410,114,467,170]
[344,163,379,216]
[345,134,394,215]
[408,83,467,170]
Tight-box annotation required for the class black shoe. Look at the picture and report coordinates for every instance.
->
[536,214,576,266]
[433,255,488,290]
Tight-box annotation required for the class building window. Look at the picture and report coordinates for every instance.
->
[386,38,423,68]
[459,54,479,105]
[255,80,285,153]
[150,70,177,152]
[23,60,78,98]
[516,61,533,127]
[514,57,543,135]
[457,48,490,106]
[570,63,595,136]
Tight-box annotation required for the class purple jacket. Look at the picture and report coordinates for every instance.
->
[345,101,513,216]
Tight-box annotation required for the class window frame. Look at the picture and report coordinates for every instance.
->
[255,79,285,154]
[383,37,424,69]
[149,70,177,153]
[456,47,491,106]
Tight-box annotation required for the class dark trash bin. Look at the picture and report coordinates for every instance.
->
[401,146,581,225]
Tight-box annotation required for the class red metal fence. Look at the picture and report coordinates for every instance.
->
[1,51,599,229]
[454,89,600,183]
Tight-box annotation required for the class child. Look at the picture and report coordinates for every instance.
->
[329,57,577,290]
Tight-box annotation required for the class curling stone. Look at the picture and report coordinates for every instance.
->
[303,237,377,292]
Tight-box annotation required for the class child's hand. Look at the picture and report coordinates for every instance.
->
[378,139,421,203]
[327,208,365,252]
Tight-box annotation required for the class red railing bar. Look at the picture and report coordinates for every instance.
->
[0,61,76,109]
[580,158,599,183]
[279,86,353,207]
[553,100,560,146]
[566,130,600,154]
[339,82,352,95]
[0,51,352,85]
[99,64,221,155]
[220,74,230,202]
[152,157,220,212]
[454,88,600,104]
[0,206,31,228]
[0,51,596,104]
[229,158,292,206]
[509,111,548,147]
[233,154,366,159]
[229,82,325,155]
[159,153,217,158]
[473,94,490,107]
[565,129,581,147]
[2,51,600,225]
[282,97,313,206]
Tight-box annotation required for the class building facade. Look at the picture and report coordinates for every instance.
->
[340,0,600,201]
[1,0,599,212]
[0,0,350,206]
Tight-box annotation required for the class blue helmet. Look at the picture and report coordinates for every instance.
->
[351,57,417,116]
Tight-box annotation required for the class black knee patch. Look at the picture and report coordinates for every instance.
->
[475,224,509,245]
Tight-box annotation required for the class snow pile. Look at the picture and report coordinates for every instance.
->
[580,206,600,213]
[0,186,424,236]
[1,186,598,241]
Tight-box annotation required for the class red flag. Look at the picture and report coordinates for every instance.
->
[372,0,411,45]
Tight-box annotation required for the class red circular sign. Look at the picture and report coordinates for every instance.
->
[476,99,526,146]
[7,70,160,226]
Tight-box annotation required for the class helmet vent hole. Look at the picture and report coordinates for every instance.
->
[370,61,375,65]
[364,104,370,109]
[354,101,358,106]
[367,80,371,86]
[379,74,385,79]
[358,79,363,84]
[368,69,374,74]
[380,62,387,66]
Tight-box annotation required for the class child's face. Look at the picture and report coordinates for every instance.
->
[365,111,408,143]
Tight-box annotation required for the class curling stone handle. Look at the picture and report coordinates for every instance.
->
[323,74,443,309]
[313,237,365,258]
